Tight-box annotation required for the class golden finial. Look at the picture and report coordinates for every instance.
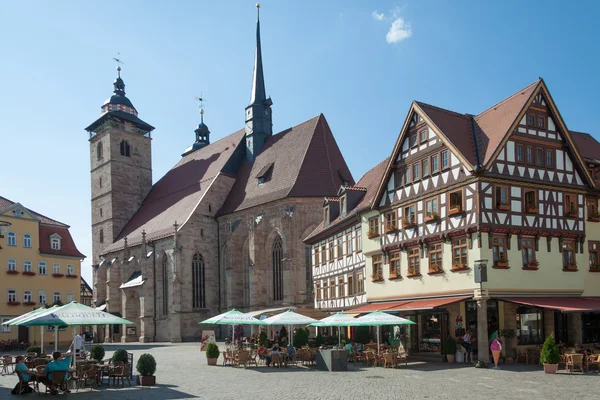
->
[256,3,260,8]
[200,109,204,115]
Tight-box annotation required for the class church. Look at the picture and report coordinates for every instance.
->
[86,8,353,342]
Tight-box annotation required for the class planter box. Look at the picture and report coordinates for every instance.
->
[493,262,509,269]
[388,273,402,280]
[402,221,417,229]
[66,274,78,279]
[7,270,19,275]
[543,363,558,374]
[138,375,156,386]
[22,271,36,276]
[424,216,440,223]
[451,265,469,272]
[563,266,578,272]
[23,302,37,306]
[52,273,65,278]
[367,232,380,239]
[525,207,539,214]
[385,225,398,234]
[448,208,463,216]
[207,357,218,366]
[7,301,21,306]
[371,276,384,282]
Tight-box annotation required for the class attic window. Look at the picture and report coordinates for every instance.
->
[51,237,61,250]
[12,209,24,217]
[340,195,346,216]
[324,206,330,226]
[256,162,274,184]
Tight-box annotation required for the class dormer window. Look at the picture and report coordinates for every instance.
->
[340,195,346,216]
[324,206,330,225]
[50,234,62,251]
[256,162,274,184]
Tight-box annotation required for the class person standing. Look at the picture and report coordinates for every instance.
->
[462,330,474,363]
[73,332,84,355]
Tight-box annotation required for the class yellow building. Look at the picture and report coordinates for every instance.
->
[0,196,85,346]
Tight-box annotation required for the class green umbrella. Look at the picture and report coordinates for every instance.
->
[348,311,415,359]
[310,313,358,347]
[200,310,267,348]
[19,302,133,327]
[4,306,57,326]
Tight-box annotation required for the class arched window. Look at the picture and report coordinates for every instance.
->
[120,140,131,157]
[192,253,205,309]
[162,255,169,315]
[99,229,104,243]
[272,236,283,301]
[97,142,103,160]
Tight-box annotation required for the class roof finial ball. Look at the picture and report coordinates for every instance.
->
[256,3,260,8]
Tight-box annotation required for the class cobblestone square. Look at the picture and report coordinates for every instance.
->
[1,343,599,399]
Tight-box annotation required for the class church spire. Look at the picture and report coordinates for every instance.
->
[245,4,273,162]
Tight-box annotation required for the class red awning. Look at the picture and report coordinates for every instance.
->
[345,301,410,313]
[499,297,600,313]
[386,296,472,312]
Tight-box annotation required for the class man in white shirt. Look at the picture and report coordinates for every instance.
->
[73,333,84,355]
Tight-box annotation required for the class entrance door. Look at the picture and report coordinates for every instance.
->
[465,300,499,355]
[18,326,29,344]
[554,311,568,344]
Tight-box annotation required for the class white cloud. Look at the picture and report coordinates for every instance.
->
[372,11,384,21]
[385,17,412,43]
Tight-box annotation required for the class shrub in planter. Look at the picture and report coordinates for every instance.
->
[315,334,325,347]
[258,330,268,347]
[112,348,129,364]
[90,344,105,362]
[293,327,309,348]
[444,337,457,362]
[355,326,370,345]
[136,353,157,386]
[26,346,41,356]
[540,334,561,374]
[205,342,220,366]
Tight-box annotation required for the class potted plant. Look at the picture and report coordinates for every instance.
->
[205,342,220,365]
[136,353,157,386]
[367,228,379,239]
[22,271,36,276]
[402,218,416,228]
[385,222,397,233]
[90,344,105,363]
[444,337,457,363]
[7,270,19,275]
[371,273,383,282]
[449,204,462,216]
[540,334,561,374]
[112,348,129,364]
[425,212,440,223]
[26,346,41,356]
[525,203,538,213]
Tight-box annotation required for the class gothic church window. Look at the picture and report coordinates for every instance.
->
[99,229,104,243]
[192,253,206,309]
[272,236,283,301]
[97,143,103,160]
[120,140,131,157]
[162,255,169,314]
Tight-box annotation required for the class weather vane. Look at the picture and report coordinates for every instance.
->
[195,95,207,121]
[113,52,124,77]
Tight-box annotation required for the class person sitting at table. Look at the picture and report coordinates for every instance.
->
[286,344,296,359]
[267,344,282,367]
[39,351,72,395]
[345,339,354,354]
[258,344,268,363]
[12,356,37,394]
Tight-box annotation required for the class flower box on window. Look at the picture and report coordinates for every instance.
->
[7,270,19,275]
[523,261,539,270]
[402,218,417,229]
[52,273,65,278]
[493,261,509,269]
[588,213,600,222]
[448,205,463,216]
[367,229,379,239]
[389,271,401,280]
[590,264,600,272]
[407,268,421,278]
[23,301,37,306]
[424,212,440,223]
[563,265,578,272]
[371,273,383,282]
[385,223,398,234]
[66,274,78,279]
[22,271,36,276]
[7,301,21,306]
[497,204,511,211]
[451,263,469,271]
[428,264,444,275]
[525,203,539,214]
[565,210,578,218]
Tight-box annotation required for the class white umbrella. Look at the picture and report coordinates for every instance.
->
[263,310,317,347]
[200,309,267,346]
[310,313,358,347]
[348,311,415,359]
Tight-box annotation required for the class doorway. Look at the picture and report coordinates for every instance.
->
[18,326,29,343]
[465,300,498,355]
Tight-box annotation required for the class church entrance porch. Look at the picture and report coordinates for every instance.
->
[122,290,141,343]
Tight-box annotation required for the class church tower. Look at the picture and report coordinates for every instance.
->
[245,4,273,162]
[85,66,155,265]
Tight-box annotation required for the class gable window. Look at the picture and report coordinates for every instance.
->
[192,252,206,308]
[368,217,380,238]
[493,236,508,267]
[562,240,577,270]
[7,259,17,272]
[339,195,346,216]
[320,244,327,264]
[410,134,417,147]
[564,194,578,217]
[384,210,397,233]
[7,232,16,246]
[495,185,510,210]
[413,162,420,181]
[97,142,103,161]
[38,261,47,275]
[328,240,334,261]
[524,190,538,213]
[537,117,545,129]
[420,129,428,143]
[441,151,449,169]
[522,237,537,269]
[346,232,353,255]
[422,159,429,177]
[589,241,600,272]
[546,150,554,168]
[429,243,443,273]
[66,264,75,276]
[23,234,32,248]
[8,289,17,303]
[53,291,61,303]
[50,237,61,250]
[347,275,354,296]
[425,197,439,220]
[38,290,47,305]
[516,144,524,163]
[314,246,320,266]
[587,198,599,221]
[431,155,439,173]
[516,306,543,345]
[372,255,383,280]
[357,271,365,293]
[449,190,463,214]
[389,251,401,278]
[323,206,330,225]
[52,263,61,275]
[527,115,535,126]
[23,260,32,273]
[337,237,343,259]
[408,247,420,276]
[536,148,544,166]
[452,238,468,269]
[120,140,131,157]
[403,204,416,226]
[355,228,362,252]
[23,290,33,304]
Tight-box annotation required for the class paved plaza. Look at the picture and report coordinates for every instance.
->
[1,343,599,399]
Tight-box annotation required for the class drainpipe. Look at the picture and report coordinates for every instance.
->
[149,241,157,342]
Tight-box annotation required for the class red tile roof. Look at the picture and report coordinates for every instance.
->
[218,114,354,215]
[103,129,247,253]
[570,130,600,186]
[304,157,390,243]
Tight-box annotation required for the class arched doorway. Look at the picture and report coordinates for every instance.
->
[123,290,141,342]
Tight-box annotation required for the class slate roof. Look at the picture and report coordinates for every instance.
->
[103,129,246,253]
[217,114,354,215]
[0,196,85,258]
[304,157,390,243]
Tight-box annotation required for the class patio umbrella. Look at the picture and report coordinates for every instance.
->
[18,301,133,370]
[5,306,60,354]
[263,310,317,347]
[200,309,267,346]
[310,312,358,347]
[349,311,415,358]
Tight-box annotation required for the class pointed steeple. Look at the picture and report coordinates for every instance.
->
[245,4,273,162]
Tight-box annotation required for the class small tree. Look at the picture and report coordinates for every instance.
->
[136,353,157,376]
[90,344,105,362]
[443,337,457,355]
[355,326,370,345]
[539,334,561,365]
[293,327,309,348]
[111,349,129,364]
[205,342,220,359]
[315,333,325,347]
[26,346,41,356]
[279,326,288,343]
[258,330,268,347]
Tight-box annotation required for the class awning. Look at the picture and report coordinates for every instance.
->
[245,306,296,318]
[386,296,471,312]
[498,297,600,313]
[345,301,409,313]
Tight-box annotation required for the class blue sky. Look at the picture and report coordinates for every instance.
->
[1,0,599,284]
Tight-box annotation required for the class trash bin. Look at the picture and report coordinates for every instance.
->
[455,350,464,363]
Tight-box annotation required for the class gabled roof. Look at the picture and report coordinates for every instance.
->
[570,130,600,187]
[218,114,354,215]
[103,129,246,254]
[0,196,68,227]
[304,157,389,243]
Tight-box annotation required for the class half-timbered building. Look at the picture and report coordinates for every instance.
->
[354,79,600,361]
